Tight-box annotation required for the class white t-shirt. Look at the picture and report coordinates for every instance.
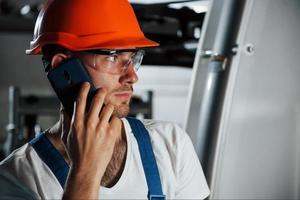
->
[0,118,210,199]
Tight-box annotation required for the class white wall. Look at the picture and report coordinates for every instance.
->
[135,66,192,127]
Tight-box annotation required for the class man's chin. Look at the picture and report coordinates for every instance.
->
[112,103,130,118]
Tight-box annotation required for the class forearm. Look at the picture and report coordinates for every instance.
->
[62,167,103,200]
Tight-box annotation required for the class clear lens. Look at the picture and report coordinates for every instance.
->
[132,50,144,72]
[92,50,144,74]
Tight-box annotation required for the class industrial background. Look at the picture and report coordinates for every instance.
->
[1,0,300,199]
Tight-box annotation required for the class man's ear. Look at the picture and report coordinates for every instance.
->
[51,53,71,68]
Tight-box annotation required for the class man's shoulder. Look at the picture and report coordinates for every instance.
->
[140,119,190,147]
[141,119,183,131]
[0,168,38,200]
[0,143,37,169]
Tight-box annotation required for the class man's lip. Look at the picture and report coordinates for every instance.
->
[114,91,133,97]
[114,91,132,94]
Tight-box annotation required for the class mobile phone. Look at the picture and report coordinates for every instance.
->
[47,57,97,116]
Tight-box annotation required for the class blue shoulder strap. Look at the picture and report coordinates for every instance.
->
[29,134,69,188]
[126,117,165,200]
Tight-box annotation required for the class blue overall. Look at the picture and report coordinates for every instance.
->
[30,117,165,200]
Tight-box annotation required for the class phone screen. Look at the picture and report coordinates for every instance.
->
[46,57,96,116]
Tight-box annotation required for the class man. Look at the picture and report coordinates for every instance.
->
[0,0,210,199]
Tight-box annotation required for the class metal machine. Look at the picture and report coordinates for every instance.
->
[186,0,300,199]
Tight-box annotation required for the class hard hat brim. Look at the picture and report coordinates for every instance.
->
[26,33,159,55]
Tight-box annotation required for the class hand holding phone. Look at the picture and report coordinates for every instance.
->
[61,81,122,200]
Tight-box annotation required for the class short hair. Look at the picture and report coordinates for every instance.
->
[42,44,71,62]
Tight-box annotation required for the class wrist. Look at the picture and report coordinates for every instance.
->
[69,165,104,181]
[69,164,104,182]
[63,167,103,199]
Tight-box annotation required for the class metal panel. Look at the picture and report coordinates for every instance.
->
[208,0,300,199]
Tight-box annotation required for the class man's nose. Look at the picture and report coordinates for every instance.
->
[119,64,139,84]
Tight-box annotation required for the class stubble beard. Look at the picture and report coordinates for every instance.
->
[113,102,130,118]
[109,85,133,118]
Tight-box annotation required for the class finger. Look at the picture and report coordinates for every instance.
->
[110,116,122,136]
[87,88,107,120]
[110,116,121,127]
[98,104,114,124]
[74,82,90,122]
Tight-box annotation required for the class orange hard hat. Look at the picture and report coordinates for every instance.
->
[26,0,159,55]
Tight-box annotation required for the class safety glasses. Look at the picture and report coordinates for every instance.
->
[85,49,145,74]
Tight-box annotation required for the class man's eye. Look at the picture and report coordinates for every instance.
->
[106,54,118,63]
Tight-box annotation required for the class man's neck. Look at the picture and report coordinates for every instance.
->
[45,121,70,164]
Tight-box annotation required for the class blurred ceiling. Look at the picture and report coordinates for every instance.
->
[0,0,208,67]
